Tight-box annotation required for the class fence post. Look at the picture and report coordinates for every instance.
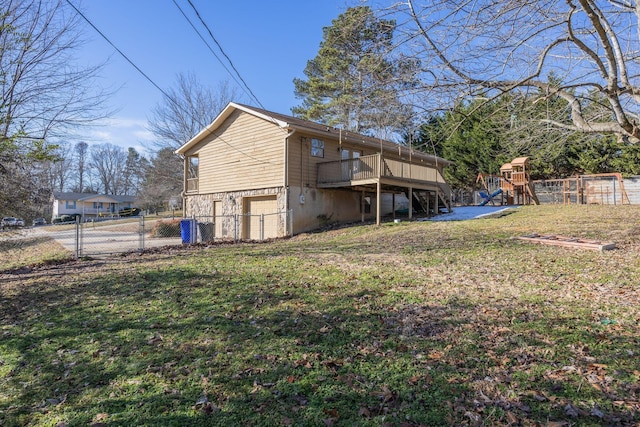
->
[75,216,81,260]
[139,216,145,251]
[260,213,264,241]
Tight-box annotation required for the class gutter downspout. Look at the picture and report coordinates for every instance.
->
[179,154,187,215]
[284,129,296,236]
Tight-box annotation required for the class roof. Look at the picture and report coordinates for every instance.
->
[511,157,530,166]
[52,192,136,203]
[175,102,450,166]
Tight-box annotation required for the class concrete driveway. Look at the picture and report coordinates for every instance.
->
[29,220,184,256]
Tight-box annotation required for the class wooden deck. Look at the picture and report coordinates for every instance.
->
[317,153,452,224]
[317,153,451,194]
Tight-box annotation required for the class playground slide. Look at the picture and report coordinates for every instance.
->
[478,188,503,206]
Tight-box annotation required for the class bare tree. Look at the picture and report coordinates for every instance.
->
[47,142,74,191]
[74,141,89,192]
[0,0,108,141]
[89,143,127,195]
[395,0,640,142]
[148,73,240,150]
[0,0,108,215]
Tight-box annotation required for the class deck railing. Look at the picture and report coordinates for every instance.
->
[317,153,447,188]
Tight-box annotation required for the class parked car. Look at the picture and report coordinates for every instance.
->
[32,217,47,226]
[51,213,82,224]
[1,217,18,228]
[15,218,24,227]
[119,207,141,217]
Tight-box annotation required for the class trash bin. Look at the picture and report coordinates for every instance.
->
[180,219,197,244]
[198,222,214,242]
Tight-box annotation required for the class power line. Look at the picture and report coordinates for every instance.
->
[64,0,274,164]
[64,0,181,111]
[170,0,250,103]
[183,0,265,109]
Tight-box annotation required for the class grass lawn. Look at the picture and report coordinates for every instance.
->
[0,205,639,426]
[0,233,72,272]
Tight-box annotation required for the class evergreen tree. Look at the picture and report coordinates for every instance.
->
[122,148,148,195]
[412,98,510,190]
[293,6,416,139]
[411,82,619,190]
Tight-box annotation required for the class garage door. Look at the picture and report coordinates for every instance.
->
[243,196,278,240]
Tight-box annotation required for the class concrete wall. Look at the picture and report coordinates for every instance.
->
[288,186,400,234]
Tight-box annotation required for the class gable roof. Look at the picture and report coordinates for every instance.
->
[175,102,450,166]
[53,191,136,204]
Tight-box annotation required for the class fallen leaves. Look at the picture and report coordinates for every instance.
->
[193,395,220,414]
[2,205,640,426]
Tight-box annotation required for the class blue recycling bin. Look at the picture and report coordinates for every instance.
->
[180,219,197,244]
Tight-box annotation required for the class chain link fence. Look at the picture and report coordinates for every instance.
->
[451,176,640,206]
[24,210,293,258]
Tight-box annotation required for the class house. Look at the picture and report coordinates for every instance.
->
[52,192,137,220]
[175,102,451,240]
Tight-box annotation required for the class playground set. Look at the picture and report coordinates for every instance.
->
[476,157,539,206]
[473,156,625,251]
[476,157,630,206]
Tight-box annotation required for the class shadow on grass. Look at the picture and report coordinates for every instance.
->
[1,259,638,426]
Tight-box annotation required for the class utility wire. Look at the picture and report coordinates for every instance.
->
[64,0,181,111]
[64,0,273,164]
[183,0,265,109]
[170,0,249,102]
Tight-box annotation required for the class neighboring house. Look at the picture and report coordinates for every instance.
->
[175,102,451,240]
[52,192,136,220]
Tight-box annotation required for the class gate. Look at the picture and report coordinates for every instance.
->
[53,211,292,259]
[74,216,152,258]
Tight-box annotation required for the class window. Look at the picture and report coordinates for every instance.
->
[187,155,199,192]
[93,202,103,209]
[311,138,324,158]
[188,156,199,179]
[65,200,76,209]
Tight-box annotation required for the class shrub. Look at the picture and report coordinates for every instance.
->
[149,219,181,237]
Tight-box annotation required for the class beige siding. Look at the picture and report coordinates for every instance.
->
[188,110,285,193]
[286,133,433,189]
[286,133,356,188]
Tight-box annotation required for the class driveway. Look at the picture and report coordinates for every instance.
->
[28,220,184,256]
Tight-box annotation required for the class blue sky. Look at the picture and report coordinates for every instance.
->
[72,0,357,154]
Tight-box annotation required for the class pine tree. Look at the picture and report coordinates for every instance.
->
[293,6,416,140]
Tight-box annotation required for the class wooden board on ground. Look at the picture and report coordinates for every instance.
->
[516,233,616,251]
